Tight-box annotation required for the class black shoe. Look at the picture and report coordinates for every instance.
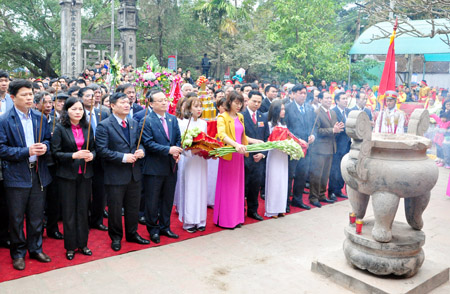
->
[150,234,160,244]
[138,216,147,225]
[305,182,310,189]
[235,224,242,229]
[310,201,322,208]
[291,201,311,210]
[334,192,348,199]
[13,258,25,270]
[91,224,108,231]
[29,252,51,263]
[48,231,64,240]
[185,227,197,233]
[103,209,109,218]
[122,208,125,216]
[303,190,310,194]
[247,212,264,221]
[197,226,206,232]
[260,193,265,200]
[126,234,150,245]
[79,247,92,256]
[111,241,121,251]
[329,194,337,202]
[319,198,335,204]
[160,230,179,239]
[286,205,291,213]
[0,240,11,248]
[66,250,75,260]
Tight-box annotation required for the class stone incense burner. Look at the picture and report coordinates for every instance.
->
[341,109,438,277]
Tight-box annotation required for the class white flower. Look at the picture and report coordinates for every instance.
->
[143,72,156,81]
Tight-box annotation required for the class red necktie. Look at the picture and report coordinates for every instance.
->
[122,120,127,128]
[252,112,256,124]
[327,110,331,120]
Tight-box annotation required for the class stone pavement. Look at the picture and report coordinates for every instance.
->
[1,169,449,294]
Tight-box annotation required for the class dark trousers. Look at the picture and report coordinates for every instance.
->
[309,153,333,203]
[202,68,209,77]
[144,174,176,236]
[0,180,9,243]
[5,168,46,259]
[328,152,346,195]
[59,175,91,251]
[106,180,141,242]
[45,165,61,234]
[288,151,311,205]
[90,159,106,227]
[244,160,263,214]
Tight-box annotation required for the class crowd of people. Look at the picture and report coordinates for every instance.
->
[0,65,448,272]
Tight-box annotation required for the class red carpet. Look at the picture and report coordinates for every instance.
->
[0,191,346,283]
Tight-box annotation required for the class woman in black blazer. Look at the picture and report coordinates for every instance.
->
[51,97,95,260]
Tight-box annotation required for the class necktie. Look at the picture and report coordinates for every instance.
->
[88,111,97,135]
[160,116,169,139]
[300,106,304,114]
[122,120,127,128]
[327,110,331,120]
[252,112,256,124]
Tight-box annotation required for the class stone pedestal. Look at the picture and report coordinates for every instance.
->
[344,220,425,277]
[312,251,449,294]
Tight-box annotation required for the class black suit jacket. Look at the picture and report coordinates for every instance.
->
[95,115,143,185]
[141,111,181,176]
[242,108,270,164]
[285,101,316,142]
[259,97,272,113]
[51,123,95,180]
[134,107,152,123]
[332,107,351,155]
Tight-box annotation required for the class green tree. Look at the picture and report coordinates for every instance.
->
[265,0,350,82]
[0,0,111,77]
[195,0,252,78]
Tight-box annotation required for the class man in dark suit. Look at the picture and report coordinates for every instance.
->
[329,92,351,200]
[0,70,13,249]
[80,87,109,231]
[259,84,278,113]
[243,90,270,221]
[141,89,182,244]
[116,83,143,119]
[309,92,344,208]
[285,84,316,211]
[0,80,52,270]
[35,91,64,240]
[348,92,373,121]
[96,92,150,251]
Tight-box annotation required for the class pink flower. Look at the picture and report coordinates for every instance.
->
[144,82,148,87]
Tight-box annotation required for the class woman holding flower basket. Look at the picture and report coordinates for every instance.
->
[214,91,262,229]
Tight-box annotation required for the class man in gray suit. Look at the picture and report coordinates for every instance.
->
[309,91,344,208]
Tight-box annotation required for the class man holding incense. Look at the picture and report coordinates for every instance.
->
[0,79,52,270]
[96,92,149,251]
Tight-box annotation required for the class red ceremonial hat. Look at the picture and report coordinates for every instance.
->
[385,90,398,100]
